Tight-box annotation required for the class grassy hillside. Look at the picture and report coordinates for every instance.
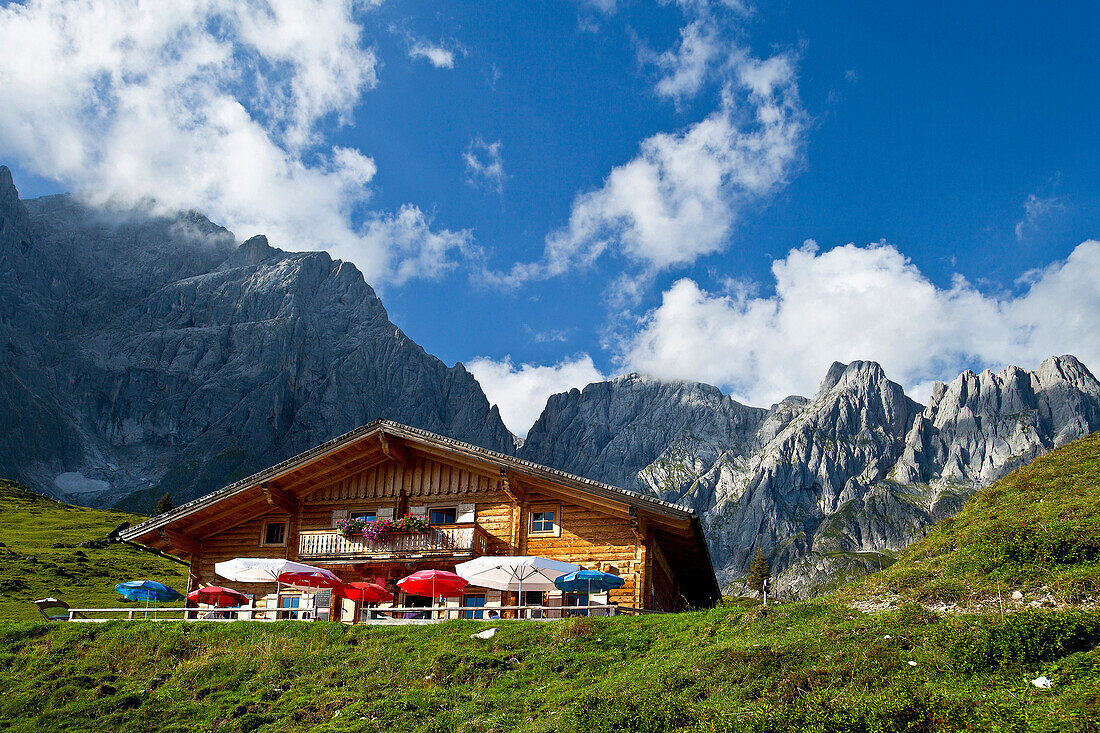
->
[0,604,1098,732]
[0,480,187,620]
[840,431,1100,610]
[0,434,1098,731]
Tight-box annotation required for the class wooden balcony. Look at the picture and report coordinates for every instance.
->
[298,523,490,562]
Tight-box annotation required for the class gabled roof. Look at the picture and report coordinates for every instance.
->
[120,419,720,604]
[124,419,699,537]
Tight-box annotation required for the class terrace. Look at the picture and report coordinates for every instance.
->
[297,523,491,562]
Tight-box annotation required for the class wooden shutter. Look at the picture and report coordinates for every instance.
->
[408,505,427,518]
[376,507,395,520]
[331,509,349,528]
[457,503,476,523]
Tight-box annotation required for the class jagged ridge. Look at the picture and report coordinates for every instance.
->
[520,357,1100,597]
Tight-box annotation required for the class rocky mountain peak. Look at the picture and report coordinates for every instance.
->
[0,172,515,510]
[234,234,278,265]
[817,361,849,394]
[1036,354,1100,391]
[818,360,892,395]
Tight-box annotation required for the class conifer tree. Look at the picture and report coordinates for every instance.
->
[745,551,770,595]
[154,492,174,515]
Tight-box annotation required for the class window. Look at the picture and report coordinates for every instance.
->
[524,590,545,619]
[567,592,589,617]
[261,520,286,546]
[280,595,300,620]
[356,511,377,522]
[531,511,555,532]
[529,505,561,536]
[462,594,486,620]
[429,507,457,525]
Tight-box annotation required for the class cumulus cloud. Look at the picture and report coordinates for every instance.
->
[494,15,805,287]
[463,138,506,193]
[0,0,465,285]
[408,40,459,69]
[618,240,1100,407]
[467,355,605,436]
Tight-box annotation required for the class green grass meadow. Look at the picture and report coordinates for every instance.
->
[0,480,187,620]
[1,603,1098,732]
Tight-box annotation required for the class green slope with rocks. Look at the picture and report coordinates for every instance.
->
[0,480,187,620]
[840,431,1100,613]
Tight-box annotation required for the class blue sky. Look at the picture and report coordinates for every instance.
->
[2,0,1098,434]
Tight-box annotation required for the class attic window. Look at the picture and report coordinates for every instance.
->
[529,505,561,536]
[262,520,287,547]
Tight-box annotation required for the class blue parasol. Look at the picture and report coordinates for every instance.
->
[115,580,184,618]
[554,569,624,612]
[115,580,184,601]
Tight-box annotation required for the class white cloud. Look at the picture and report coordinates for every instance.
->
[580,0,618,13]
[618,240,1100,406]
[1014,193,1065,240]
[467,355,605,436]
[463,138,506,193]
[358,205,473,285]
[494,18,805,287]
[408,40,458,69]
[651,20,722,101]
[0,0,463,285]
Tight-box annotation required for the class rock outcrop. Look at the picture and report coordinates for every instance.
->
[520,357,1100,597]
[0,168,514,510]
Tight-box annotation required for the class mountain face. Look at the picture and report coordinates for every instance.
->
[520,374,769,506]
[520,357,1100,597]
[0,167,514,510]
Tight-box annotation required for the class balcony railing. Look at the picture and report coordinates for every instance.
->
[298,523,490,561]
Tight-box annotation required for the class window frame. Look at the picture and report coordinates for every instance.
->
[260,518,288,547]
[428,506,458,525]
[528,503,562,537]
[350,508,379,522]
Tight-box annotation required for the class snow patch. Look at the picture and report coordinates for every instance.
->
[53,472,111,495]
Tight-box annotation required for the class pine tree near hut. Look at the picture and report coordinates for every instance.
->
[154,492,174,515]
[745,551,770,596]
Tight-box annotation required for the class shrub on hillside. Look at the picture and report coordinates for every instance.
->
[567,687,694,733]
[941,610,1100,673]
[978,522,1100,572]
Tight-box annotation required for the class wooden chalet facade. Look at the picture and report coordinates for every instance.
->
[119,420,720,617]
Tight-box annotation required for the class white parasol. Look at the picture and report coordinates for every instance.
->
[455,556,580,615]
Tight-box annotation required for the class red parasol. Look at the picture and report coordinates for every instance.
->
[187,586,248,607]
[340,582,394,603]
[278,569,342,590]
[397,569,468,598]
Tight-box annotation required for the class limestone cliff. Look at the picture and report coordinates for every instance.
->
[520,357,1100,597]
[0,168,514,510]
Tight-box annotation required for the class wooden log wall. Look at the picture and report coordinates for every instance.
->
[523,492,640,607]
[180,447,674,610]
[190,511,291,598]
[648,538,679,612]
